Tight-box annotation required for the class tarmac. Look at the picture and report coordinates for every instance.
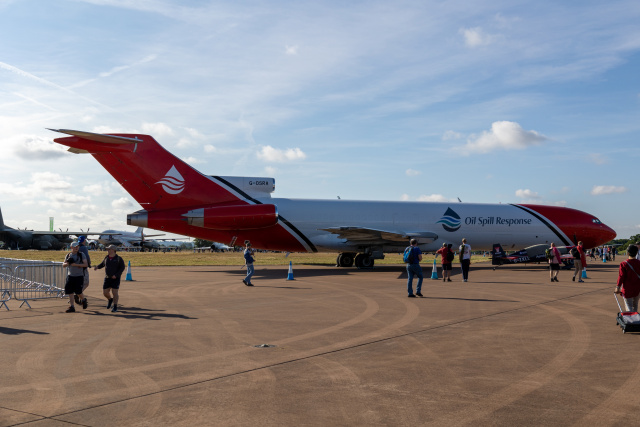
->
[1,259,639,426]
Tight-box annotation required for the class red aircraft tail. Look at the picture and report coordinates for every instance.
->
[51,129,243,210]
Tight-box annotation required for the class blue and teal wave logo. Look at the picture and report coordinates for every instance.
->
[437,207,461,232]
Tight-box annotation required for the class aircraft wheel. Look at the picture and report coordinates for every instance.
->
[337,252,355,267]
[355,253,374,269]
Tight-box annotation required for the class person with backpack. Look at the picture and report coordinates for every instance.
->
[615,244,640,312]
[572,241,586,283]
[459,238,471,282]
[94,245,126,312]
[548,242,562,282]
[436,242,453,282]
[63,242,88,313]
[404,239,423,297]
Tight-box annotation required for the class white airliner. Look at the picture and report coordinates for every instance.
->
[96,227,167,251]
[51,129,616,268]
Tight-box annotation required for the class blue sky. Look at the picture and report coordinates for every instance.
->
[1,0,638,240]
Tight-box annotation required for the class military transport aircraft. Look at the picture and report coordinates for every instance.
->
[0,207,92,250]
[50,129,616,268]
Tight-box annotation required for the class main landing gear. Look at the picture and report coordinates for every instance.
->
[336,252,375,269]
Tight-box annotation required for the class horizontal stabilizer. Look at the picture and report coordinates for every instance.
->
[48,129,141,145]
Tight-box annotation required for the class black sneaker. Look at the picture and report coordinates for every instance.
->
[572,276,575,282]
[74,295,80,304]
[246,283,254,287]
[416,293,424,297]
[408,294,416,298]
[447,278,452,282]
[82,298,88,309]
[66,306,76,313]
[111,304,118,313]
[107,298,113,309]
[242,279,248,285]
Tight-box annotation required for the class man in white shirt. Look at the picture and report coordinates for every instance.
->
[459,238,471,282]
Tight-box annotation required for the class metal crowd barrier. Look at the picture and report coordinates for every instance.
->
[0,258,66,310]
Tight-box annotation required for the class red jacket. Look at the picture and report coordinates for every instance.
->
[617,259,640,298]
[577,244,587,267]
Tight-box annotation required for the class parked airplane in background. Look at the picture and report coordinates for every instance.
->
[51,129,617,268]
[490,243,574,270]
[211,242,232,252]
[0,207,92,250]
[96,227,170,251]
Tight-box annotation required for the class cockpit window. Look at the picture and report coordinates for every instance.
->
[592,218,602,224]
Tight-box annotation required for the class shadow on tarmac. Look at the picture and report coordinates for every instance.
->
[84,306,197,321]
[0,326,49,335]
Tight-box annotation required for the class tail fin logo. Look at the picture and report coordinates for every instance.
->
[436,207,462,232]
[156,165,185,194]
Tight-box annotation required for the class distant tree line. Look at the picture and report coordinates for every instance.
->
[193,238,213,248]
[610,235,640,252]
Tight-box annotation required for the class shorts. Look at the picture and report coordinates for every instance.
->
[549,263,560,271]
[442,263,452,271]
[103,277,121,290]
[65,275,84,295]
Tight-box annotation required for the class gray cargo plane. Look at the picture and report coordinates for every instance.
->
[0,207,92,250]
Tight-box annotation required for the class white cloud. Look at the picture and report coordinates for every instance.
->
[13,135,68,160]
[586,153,609,165]
[257,145,306,162]
[400,194,410,201]
[460,27,496,48]
[285,45,299,55]
[442,130,463,140]
[417,194,456,202]
[462,121,548,154]
[181,156,203,165]
[406,168,421,176]
[264,166,277,176]
[111,197,134,210]
[204,145,217,153]
[515,189,541,199]
[591,185,627,195]
[141,122,174,137]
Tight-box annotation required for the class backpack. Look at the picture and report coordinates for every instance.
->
[446,249,455,262]
[403,246,414,264]
[545,248,554,260]
[570,247,580,259]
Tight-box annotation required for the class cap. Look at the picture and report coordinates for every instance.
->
[78,236,86,243]
[70,242,79,248]
[106,244,117,251]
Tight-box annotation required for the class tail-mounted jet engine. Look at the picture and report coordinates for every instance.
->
[183,204,278,230]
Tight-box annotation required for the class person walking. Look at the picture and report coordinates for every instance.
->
[549,242,562,282]
[94,245,126,312]
[77,235,91,297]
[459,238,471,282]
[615,245,640,312]
[436,242,453,282]
[243,241,255,286]
[405,239,423,297]
[572,241,586,283]
[63,242,88,312]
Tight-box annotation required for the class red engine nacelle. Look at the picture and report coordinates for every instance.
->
[184,204,278,230]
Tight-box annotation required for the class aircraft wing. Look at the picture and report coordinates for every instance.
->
[320,227,438,246]
[30,231,103,236]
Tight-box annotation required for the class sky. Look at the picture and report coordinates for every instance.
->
[1,0,639,241]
